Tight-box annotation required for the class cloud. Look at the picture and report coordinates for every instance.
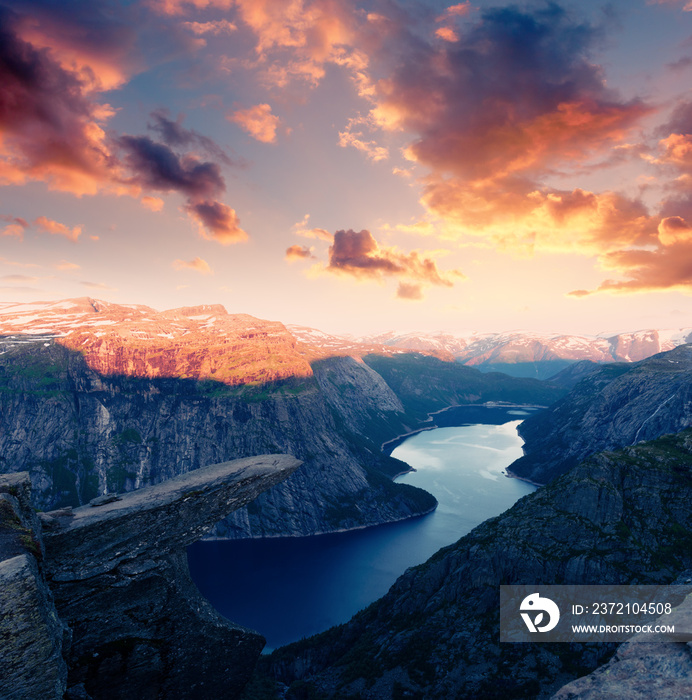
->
[647,0,692,9]
[118,135,225,198]
[0,8,119,195]
[292,214,333,242]
[0,9,246,244]
[421,180,657,255]
[147,109,233,165]
[182,20,237,36]
[365,3,653,256]
[435,27,459,42]
[325,229,462,288]
[1,0,143,95]
[0,256,40,268]
[35,216,82,242]
[229,104,280,144]
[55,260,80,271]
[149,0,234,15]
[185,200,248,244]
[1,274,39,284]
[141,196,165,212]
[1,216,28,239]
[338,116,388,161]
[396,282,424,300]
[285,245,315,261]
[569,214,692,296]
[172,257,213,274]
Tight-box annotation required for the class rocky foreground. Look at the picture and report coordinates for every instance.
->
[0,455,299,700]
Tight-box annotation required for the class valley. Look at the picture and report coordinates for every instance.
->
[2,298,692,699]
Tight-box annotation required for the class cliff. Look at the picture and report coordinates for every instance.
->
[508,344,692,484]
[552,580,692,699]
[0,454,300,699]
[264,430,692,699]
[0,338,563,539]
[0,473,68,700]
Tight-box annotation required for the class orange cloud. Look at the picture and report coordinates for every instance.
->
[569,213,692,296]
[35,216,82,243]
[55,261,81,271]
[231,0,365,88]
[185,201,248,244]
[657,216,692,245]
[435,27,459,42]
[292,214,333,242]
[172,257,213,274]
[363,4,655,259]
[1,216,28,240]
[647,0,692,9]
[324,229,462,289]
[0,13,124,196]
[338,116,388,161]
[285,245,315,261]
[149,0,234,15]
[229,104,280,144]
[440,3,473,18]
[141,196,165,212]
[422,179,657,255]
[570,243,692,296]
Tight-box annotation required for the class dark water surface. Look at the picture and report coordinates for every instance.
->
[187,407,538,650]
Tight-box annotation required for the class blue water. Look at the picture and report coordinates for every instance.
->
[187,418,537,650]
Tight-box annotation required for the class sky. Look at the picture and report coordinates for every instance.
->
[2,0,692,336]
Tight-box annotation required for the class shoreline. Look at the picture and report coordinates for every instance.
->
[504,468,545,488]
[381,401,545,455]
[200,502,438,542]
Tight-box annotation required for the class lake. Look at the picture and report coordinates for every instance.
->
[187,408,538,650]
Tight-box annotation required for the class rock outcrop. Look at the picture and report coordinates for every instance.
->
[1,455,300,699]
[264,430,692,699]
[552,584,692,699]
[0,473,68,700]
[509,344,692,484]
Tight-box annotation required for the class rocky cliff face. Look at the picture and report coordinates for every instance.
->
[0,328,563,538]
[0,473,68,700]
[264,430,692,699]
[0,456,299,700]
[508,344,692,484]
[0,341,440,538]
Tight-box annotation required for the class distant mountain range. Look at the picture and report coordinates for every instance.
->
[294,326,692,378]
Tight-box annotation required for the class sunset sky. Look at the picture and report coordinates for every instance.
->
[2,0,692,335]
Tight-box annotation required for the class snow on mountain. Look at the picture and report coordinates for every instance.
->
[2,298,691,375]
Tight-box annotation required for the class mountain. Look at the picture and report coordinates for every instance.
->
[353,328,692,378]
[0,299,563,539]
[508,344,692,484]
[0,298,313,385]
[261,429,692,699]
